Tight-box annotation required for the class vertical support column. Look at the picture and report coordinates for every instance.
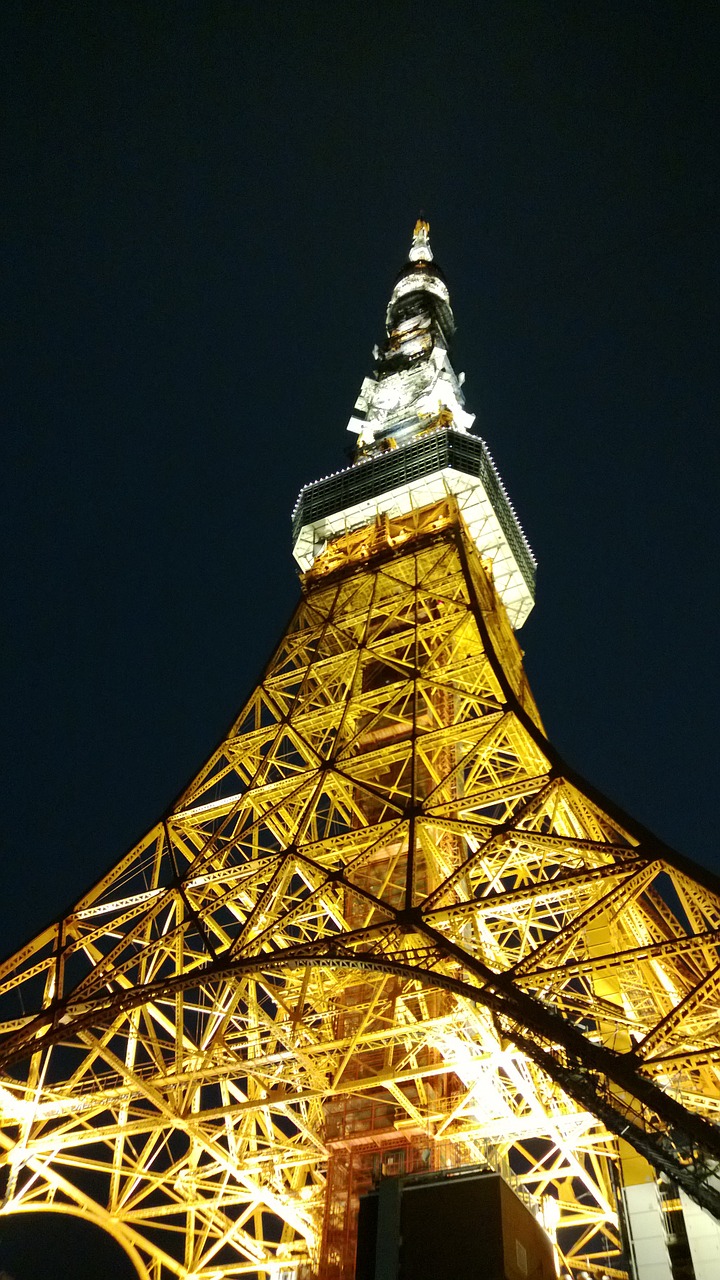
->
[618,1141,673,1280]
[621,1156,720,1279]
[679,1191,720,1280]
[621,1179,673,1280]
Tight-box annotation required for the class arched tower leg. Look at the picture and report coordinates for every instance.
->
[2,501,720,1279]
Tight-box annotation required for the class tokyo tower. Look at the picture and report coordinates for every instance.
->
[2,223,720,1280]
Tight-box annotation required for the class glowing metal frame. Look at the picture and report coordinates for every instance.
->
[1,499,720,1279]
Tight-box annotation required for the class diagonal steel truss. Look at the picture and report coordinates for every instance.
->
[1,497,720,1280]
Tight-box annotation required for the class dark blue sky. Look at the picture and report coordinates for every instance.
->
[2,2,720,1273]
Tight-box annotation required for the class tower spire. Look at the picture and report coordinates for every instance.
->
[292,223,537,630]
[347,220,472,453]
[408,216,433,262]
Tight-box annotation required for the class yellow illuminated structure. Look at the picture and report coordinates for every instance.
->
[2,225,720,1280]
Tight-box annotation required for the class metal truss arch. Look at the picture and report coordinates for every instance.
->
[2,498,720,1280]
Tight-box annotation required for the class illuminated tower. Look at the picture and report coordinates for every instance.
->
[2,223,720,1280]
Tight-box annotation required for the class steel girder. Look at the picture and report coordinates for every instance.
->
[1,498,720,1279]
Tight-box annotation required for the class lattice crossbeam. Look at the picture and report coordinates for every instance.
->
[1,500,719,1279]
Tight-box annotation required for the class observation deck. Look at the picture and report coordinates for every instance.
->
[291,426,536,630]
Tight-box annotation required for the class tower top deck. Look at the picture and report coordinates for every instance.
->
[292,222,537,629]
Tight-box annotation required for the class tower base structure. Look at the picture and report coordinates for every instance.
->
[2,497,720,1279]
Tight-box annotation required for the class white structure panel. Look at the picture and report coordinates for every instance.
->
[292,467,535,630]
[680,1190,720,1280]
[621,1184,672,1280]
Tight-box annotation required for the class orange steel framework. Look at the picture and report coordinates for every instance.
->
[2,496,720,1278]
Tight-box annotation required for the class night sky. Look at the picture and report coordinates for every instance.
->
[3,3,720,1275]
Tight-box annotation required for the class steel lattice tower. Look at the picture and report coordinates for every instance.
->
[2,224,720,1280]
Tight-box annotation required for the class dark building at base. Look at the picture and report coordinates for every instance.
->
[357,1168,556,1280]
